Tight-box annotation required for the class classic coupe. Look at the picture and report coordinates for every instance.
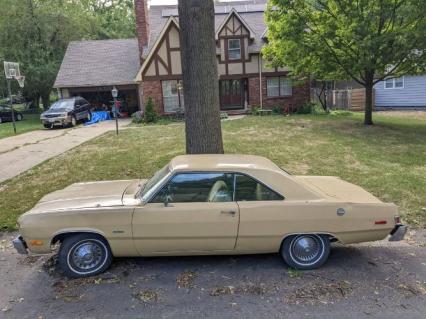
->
[13,155,406,278]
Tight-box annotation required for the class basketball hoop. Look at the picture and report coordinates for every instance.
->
[15,75,25,88]
[4,61,21,79]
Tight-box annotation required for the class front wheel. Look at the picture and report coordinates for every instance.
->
[280,234,330,270]
[58,233,113,278]
[16,113,23,121]
[70,116,77,127]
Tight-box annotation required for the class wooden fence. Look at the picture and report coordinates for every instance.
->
[311,88,373,111]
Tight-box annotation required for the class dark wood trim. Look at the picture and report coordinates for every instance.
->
[169,47,180,52]
[144,74,183,81]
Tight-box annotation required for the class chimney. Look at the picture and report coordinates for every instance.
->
[135,0,150,59]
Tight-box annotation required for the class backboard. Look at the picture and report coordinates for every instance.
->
[4,61,21,79]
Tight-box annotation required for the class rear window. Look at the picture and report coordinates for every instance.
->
[235,174,283,201]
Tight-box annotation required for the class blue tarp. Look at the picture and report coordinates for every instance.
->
[84,111,111,126]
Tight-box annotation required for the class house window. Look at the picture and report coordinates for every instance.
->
[384,76,404,89]
[267,77,292,97]
[162,80,184,113]
[228,39,241,60]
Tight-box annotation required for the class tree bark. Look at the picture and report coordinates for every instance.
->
[364,74,374,125]
[178,0,224,154]
[41,93,50,110]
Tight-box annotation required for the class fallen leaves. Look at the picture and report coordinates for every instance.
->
[210,282,278,297]
[397,282,426,296]
[134,289,159,304]
[176,271,198,288]
[284,280,353,305]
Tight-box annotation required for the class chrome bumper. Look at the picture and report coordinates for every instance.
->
[12,235,28,254]
[389,224,407,242]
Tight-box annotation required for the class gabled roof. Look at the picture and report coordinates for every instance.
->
[215,8,256,40]
[135,17,179,82]
[143,1,268,59]
[54,39,140,88]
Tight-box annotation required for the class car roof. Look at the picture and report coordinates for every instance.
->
[169,154,284,173]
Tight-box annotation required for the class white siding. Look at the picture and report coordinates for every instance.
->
[375,75,426,107]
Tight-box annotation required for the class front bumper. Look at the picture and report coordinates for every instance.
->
[12,235,28,254]
[389,224,407,242]
[41,116,71,126]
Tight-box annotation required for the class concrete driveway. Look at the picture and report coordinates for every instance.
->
[0,119,131,183]
[0,230,425,319]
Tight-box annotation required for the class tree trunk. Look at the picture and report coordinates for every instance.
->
[178,0,224,154]
[364,74,374,125]
[41,93,50,110]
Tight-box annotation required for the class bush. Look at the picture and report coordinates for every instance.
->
[131,111,144,124]
[295,102,313,114]
[272,105,283,115]
[144,97,157,123]
[250,105,260,115]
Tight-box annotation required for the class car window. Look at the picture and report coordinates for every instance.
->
[151,172,234,203]
[235,174,283,201]
[50,100,74,110]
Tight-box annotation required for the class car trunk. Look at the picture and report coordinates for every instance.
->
[294,176,382,203]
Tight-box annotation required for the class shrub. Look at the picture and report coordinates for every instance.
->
[144,97,157,123]
[295,102,313,114]
[250,105,260,115]
[131,111,144,124]
[272,105,283,115]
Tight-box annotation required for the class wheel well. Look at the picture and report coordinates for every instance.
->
[279,233,339,252]
[51,231,107,246]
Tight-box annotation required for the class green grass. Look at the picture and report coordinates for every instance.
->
[0,114,43,139]
[0,112,425,230]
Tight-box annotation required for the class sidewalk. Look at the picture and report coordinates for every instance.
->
[0,119,131,183]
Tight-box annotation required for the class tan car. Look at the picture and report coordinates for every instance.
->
[13,155,406,278]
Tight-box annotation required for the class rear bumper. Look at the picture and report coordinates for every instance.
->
[389,224,407,242]
[12,235,28,254]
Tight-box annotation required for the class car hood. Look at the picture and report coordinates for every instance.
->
[43,108,71,115]
[25,180,145,214]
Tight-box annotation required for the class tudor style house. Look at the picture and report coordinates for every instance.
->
[54,0,310,115]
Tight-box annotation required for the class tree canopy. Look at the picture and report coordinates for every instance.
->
[264,0,426,124]
[0,0,135,108]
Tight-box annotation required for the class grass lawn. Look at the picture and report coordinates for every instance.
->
[0,113,42,139]
[0,112,425,230]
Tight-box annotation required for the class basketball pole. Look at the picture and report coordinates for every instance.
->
[7,79,17,134]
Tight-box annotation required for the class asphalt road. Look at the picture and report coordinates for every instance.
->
[0,230,425,319]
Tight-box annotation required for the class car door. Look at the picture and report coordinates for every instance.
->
[74,99,83,120]
[132,172,239,255]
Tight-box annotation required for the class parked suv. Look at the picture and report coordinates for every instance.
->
[40,97,91,129]
[0,105,24,124]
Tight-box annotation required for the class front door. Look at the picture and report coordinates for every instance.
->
[132,172,239,255]
[219,79,246,110]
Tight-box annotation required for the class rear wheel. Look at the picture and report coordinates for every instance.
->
[0,117,2,124]
[16,113,23,121]
[280,234,330,270]
[58,233,112,278]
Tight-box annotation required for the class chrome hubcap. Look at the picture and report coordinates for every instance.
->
[71,241,103,270]
[291,235,321,264]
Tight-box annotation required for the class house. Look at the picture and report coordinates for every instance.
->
[375,75,426,108]
[54,0,310,115]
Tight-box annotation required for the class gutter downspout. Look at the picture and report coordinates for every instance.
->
[258,54,263,109]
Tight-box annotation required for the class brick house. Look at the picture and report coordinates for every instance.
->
[55,0,310,115]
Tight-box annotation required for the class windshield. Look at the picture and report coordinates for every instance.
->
[139,165,170,200]
[50,100,74,110]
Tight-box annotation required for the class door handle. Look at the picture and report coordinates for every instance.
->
[221,210,236,215]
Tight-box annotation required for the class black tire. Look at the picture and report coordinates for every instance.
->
[85,112,92,122]
[43,123,52,129]
[58,233,112,278]
[0,117,2,124]
[280,234,330,270]
[70,116,77,127]
[16,113,23,121]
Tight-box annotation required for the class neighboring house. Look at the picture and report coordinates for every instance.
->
[54,0,310,115]
[375,75,426,108]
